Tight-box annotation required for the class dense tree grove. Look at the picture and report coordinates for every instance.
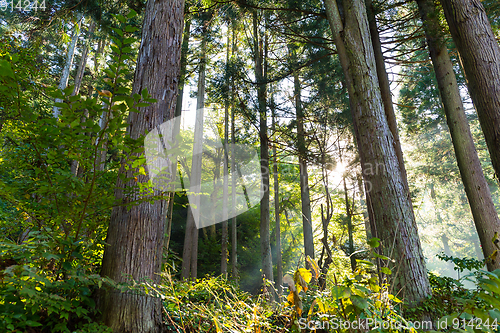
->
[1,0,500,332]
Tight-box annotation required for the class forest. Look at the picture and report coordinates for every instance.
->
[1,0,500,332]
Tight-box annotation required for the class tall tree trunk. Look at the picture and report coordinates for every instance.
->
[343,176,356,272]
[99,0,185,331]
[221,23,231,278]
[323,0,431,307]
[439,0,500,184]
[417,0,500,271]
[252,10,274,289]
[175,18,191,120]
[271,96,283,299]
[231,45,238,280]
[182,22,208,280]
[293,70,315,268]
[365,0,409,190]
[73,20,96,96]
[53,13,83,118]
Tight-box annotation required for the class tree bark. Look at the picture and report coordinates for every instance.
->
[417,0,500,271]
[439,0,500,184]
[99,0,185,331]
[231,35,238,280]
[293,71,315,268]
[253,10,274,289]
[271,96,283,299]
[181,23,207,280]
[175,18,191,120]
[53,13,83,118]
[323,0,431,306]
[221,22,231,277]
[365,0,409,191]
[73,20,96,96]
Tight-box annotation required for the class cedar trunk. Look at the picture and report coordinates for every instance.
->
[439,0,500,184]
[323,0,431,306]
[99,0,185,332]
[253,11,274,286]
[293,72,315,266]
[417,0,500,271]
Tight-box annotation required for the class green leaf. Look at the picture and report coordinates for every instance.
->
[112,27,124,37]
[381,267,392,275]
[350,295,368,309]
[26,320,42,327]
[367,237,380,248]
[0,59,15,78]
[116,14,126,23]
[127,10,137,19]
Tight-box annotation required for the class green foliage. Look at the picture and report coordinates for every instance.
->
[0,231,114,332]
[0,10,151,332]
[432,270,500,332]
[284,246,418,332]
[160,274,286,332]
[437,253,486,273]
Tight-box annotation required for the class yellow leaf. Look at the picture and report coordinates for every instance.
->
[98,90,112,97]
[307,256,320,279]
[298,268,312,284]
[287,291,294,304]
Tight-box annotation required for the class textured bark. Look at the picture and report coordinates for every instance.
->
[323,0,431,306]
[53,13,82,118]
[293,71,315,267]
[365,0,409,191]
[439,0,500,182]
[417,0,500,271]
[99,0,185,332]
[271,98,283,299]
[253,11,274,287]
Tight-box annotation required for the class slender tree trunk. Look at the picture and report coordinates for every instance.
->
[99,0,185,331]
[53,13,83,118]
[271,96,283,299]
[181,23,207,280]
[231,40,238,280]
[221,24,231,278]
[253,10,274,289]
[365,0,409,190]
[175,18,191,120]
[73,20,96,96]
[439,0,500,183]
[417,0,500,271]
[323,0,431,307]
[293,70,315,268]
[343,176,356,272]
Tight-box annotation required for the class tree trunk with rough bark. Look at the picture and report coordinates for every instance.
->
[253,10,274,289]
[365,0,409,190]
[99,0,185,331]
[439,0,500,184]
[323,0,431,307]
[293,71,315,268]
[417,0,500,271]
